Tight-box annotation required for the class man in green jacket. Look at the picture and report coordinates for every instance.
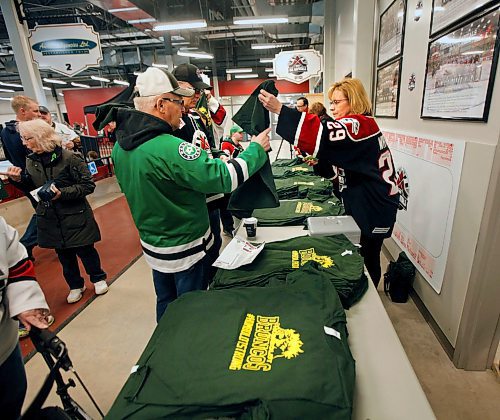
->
[112,67,270,321]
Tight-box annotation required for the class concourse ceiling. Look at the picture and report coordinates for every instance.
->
[0,0,324,92]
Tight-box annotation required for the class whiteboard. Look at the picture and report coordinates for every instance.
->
[383,131,465,293]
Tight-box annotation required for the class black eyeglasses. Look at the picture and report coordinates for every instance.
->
[161,97,184,106]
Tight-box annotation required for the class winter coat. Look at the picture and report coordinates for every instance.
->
[24,147,101,249]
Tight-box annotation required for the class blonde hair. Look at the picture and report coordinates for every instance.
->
[11,95,37,114]
[18,119,61,153]
[309,102,327,118]
[327,78,372,116]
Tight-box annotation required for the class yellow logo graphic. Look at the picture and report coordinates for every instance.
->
[295,202,323,214]
[291,167,309,172]
[229,314,304,372]
[291,247,334,269]
[293,181,314,186]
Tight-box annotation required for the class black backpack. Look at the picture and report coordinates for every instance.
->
[384,252,416,303]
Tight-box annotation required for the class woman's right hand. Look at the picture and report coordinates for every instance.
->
[6,166,22,182]
[258,90,283,114]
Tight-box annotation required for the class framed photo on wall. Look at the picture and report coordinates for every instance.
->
[430,0,498,37]
[421,6,500,121]
[378,0,407,66]
[375,59,401,118]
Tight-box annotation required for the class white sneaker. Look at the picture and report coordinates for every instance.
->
[67,286,86,304]
[94,280,109,295]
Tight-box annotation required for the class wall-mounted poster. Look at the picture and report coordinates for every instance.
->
[421,7,500,121]
[375,59,401,118]
[430,0,497,36]
[378,0,406,66]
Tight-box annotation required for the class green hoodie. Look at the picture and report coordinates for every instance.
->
[111,108,267,272]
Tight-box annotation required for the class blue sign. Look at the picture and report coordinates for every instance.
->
[32,39,98,56]
[87,161,98,175]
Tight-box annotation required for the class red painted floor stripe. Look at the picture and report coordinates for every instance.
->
[20,196,142,358]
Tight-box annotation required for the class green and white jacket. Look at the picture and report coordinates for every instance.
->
[112,108,267,273]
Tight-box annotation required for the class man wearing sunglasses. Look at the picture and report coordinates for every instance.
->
[111,67,271,322]
[172,63,227,281]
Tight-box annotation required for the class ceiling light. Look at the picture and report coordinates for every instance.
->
[0,97,12,101]
[91,75,110,82]
[127,18,156,24]
[233,16,288,25]
[154,19,207,31]
[0,88,14,92]
[58,92,64,97]
[251,42,291,50]
[234,74,259,79]
[113,80,130,86]
[0,81,23,88]
[152,63,169,68]
[108,7,139,13]
[71,82,90,88]
[42,86,51,91]
[43,78,66,85]
[461,50,484,55]
[177,50,214,59]
[264,68,273,72]
[259,58,274,63]
[226,68,253,74]
[172,42,190,46]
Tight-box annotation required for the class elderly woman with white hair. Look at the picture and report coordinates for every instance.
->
[6,119,108,304]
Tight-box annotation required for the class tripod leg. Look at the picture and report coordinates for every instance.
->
[275,139,284,162]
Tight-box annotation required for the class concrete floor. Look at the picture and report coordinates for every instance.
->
[3,174,500,419]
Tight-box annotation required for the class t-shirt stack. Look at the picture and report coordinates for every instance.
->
[107,266,355,419]
[251,158,344,226]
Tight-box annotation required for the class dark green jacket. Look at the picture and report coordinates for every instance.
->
[24,148,100,249]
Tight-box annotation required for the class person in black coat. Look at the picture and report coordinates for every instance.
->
[6,119,108,304]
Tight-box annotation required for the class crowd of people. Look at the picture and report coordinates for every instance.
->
[0,64,399,416]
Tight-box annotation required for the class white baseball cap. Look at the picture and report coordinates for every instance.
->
[135,67,194,97]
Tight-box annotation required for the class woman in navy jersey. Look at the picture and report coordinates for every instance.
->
[259,78,399,287]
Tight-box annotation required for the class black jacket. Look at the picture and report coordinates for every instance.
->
[0,120,29,169]
[23,147,101,249]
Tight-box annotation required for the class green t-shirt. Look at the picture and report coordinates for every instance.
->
[107,268,355,420]
[212,235,367,309]
[252,197,343,226]
[275,175,333,200]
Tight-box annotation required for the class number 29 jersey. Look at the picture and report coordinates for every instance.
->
[276,106,399,238]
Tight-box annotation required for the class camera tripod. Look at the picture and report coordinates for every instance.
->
[23,327,104,420]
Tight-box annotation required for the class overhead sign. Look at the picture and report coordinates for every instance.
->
[273,49,322,84]
[28,23,102,77]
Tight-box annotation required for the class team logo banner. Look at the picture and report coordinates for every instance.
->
[273,49,323,84]
[28,23,102,76]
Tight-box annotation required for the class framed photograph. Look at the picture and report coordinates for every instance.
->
[430,0,497,37]
[378,0,407,66]
[375,59,401,118]
[422,7,500,121]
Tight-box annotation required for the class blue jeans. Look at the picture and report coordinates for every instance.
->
[0,344,27,420]
[152,258,205,323]
[20,214,37,251]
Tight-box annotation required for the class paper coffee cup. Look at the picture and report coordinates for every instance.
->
[243,217,258,238]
